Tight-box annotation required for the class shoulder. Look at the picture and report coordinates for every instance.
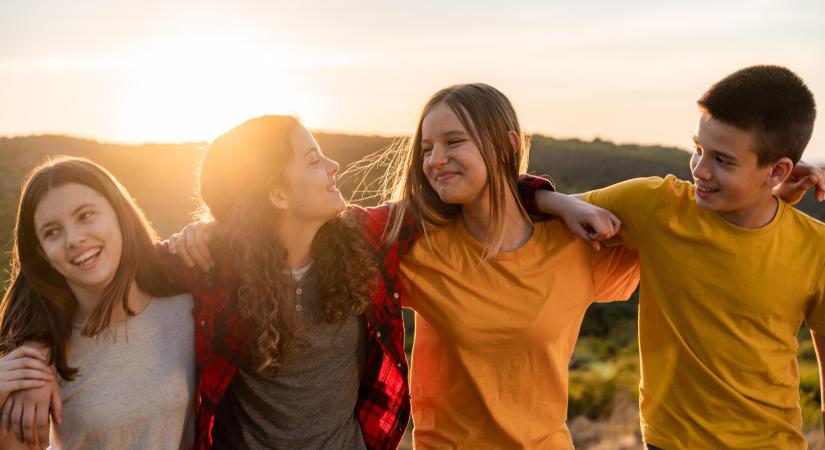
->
[784,205,825,237]
[583,175,686,205]
[533,219,591,255]
[149,293,194,317]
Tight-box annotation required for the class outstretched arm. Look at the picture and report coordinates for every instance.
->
[535,191,621,251]
[166,220,216,272]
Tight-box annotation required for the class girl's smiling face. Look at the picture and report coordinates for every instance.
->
[33,182,124,302]
[421,102,489,207]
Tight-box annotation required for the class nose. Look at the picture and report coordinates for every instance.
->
[425,144,448,168]
[691,152,710,181]
[65,224,87,249]
[326,156,340,176]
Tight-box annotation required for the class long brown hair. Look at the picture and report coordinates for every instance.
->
[198,115,375,375]
[0,156,175,380]
[384,83,530,259]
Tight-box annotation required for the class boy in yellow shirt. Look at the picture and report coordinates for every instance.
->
[539,65,824,449]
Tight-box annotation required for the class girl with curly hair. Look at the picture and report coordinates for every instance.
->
[166,113,557,449]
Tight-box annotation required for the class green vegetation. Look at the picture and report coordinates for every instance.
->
[2,133,824,440]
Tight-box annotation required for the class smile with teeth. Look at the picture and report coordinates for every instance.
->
[72,247,102,267]
[696,185,720,194]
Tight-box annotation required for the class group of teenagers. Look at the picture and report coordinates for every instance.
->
[0,64,823,450]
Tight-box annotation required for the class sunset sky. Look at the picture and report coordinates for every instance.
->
[1,0,824,161]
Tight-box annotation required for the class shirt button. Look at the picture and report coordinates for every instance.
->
[296,304,303,312]
[200,320,206,327]
[396,363,402,368]
[296,288,303,295]
[393,292,399,299]
[376,331,382,338]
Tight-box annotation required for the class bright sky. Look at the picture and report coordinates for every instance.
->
[1,0,824,161]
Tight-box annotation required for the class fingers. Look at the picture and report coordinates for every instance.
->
[11,396,24,442]
[20,398,35,445]
[50,383,62,426]
[194,224,215,269]
[568,223,597,247]
[167,233,180,254]
[35,401,48,446]
[182,227,210,272]
[1,380,47,394]
[607,212,622,234]
[2,394,13,432]
[172,230,196,269]
[3,346,47,363]
[0,360,55,383]
[815,169,825,201]
[584,212,616,241]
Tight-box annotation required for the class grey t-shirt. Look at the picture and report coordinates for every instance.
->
[212,266,367,450]
[52,294,196,450]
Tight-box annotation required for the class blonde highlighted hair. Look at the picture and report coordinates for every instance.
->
[381,83,530,259]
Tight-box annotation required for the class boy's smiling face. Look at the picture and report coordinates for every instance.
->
[690,113,784,228]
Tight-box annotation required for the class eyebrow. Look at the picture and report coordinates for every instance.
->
[38,203,95,232]
[692,136,737,161]
[421,129,469,144]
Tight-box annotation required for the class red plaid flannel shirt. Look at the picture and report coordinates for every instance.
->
[160,174,554,450]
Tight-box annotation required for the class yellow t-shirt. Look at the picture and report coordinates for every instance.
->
[583,175,825,450]
[399,218,639,449]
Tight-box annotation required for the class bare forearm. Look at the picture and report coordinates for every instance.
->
[534,191,584,216]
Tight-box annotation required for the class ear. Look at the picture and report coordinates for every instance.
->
[765,157,794,188]
[268,187,289,211]
[507,131,521,153]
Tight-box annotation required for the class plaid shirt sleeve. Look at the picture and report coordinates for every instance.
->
[517,173,557,219]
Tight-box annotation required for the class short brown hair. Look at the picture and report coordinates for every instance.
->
[697,65,816,165]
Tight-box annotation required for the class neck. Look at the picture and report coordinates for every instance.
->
[276,215,324,270]
[461,186,533,253]
[718,195,779,228]
[72,281,151,325]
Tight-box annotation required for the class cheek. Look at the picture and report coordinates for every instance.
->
[39,242,65,271]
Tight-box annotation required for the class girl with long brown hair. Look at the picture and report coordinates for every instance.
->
[380,83,639,448]
[163,112,557,449]
[0,157,196,449]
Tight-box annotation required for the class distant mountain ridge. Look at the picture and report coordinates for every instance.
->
[1,133,822,274]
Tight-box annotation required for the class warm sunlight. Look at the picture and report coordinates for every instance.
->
[112,35,319,142]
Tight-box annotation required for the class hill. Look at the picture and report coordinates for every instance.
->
[2,132,823,275]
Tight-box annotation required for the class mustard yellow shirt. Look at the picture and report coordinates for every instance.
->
[584,175,825,450]
[400,218,639,449]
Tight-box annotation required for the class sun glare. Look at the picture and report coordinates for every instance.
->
[111,36,314,143]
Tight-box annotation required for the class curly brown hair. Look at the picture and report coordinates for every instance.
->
[199,115,377,375]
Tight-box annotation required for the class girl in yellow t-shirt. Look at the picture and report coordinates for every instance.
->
[383,83,640,449]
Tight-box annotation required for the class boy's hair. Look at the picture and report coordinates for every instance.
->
[697,65,816,165]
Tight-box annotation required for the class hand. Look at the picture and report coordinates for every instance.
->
[559,201,622,252]
[774,161,825,205]
[1,378,60,447]
[0,346,53,408]
[167,220,216,271]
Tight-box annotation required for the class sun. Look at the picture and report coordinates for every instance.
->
[111,35,317,143]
